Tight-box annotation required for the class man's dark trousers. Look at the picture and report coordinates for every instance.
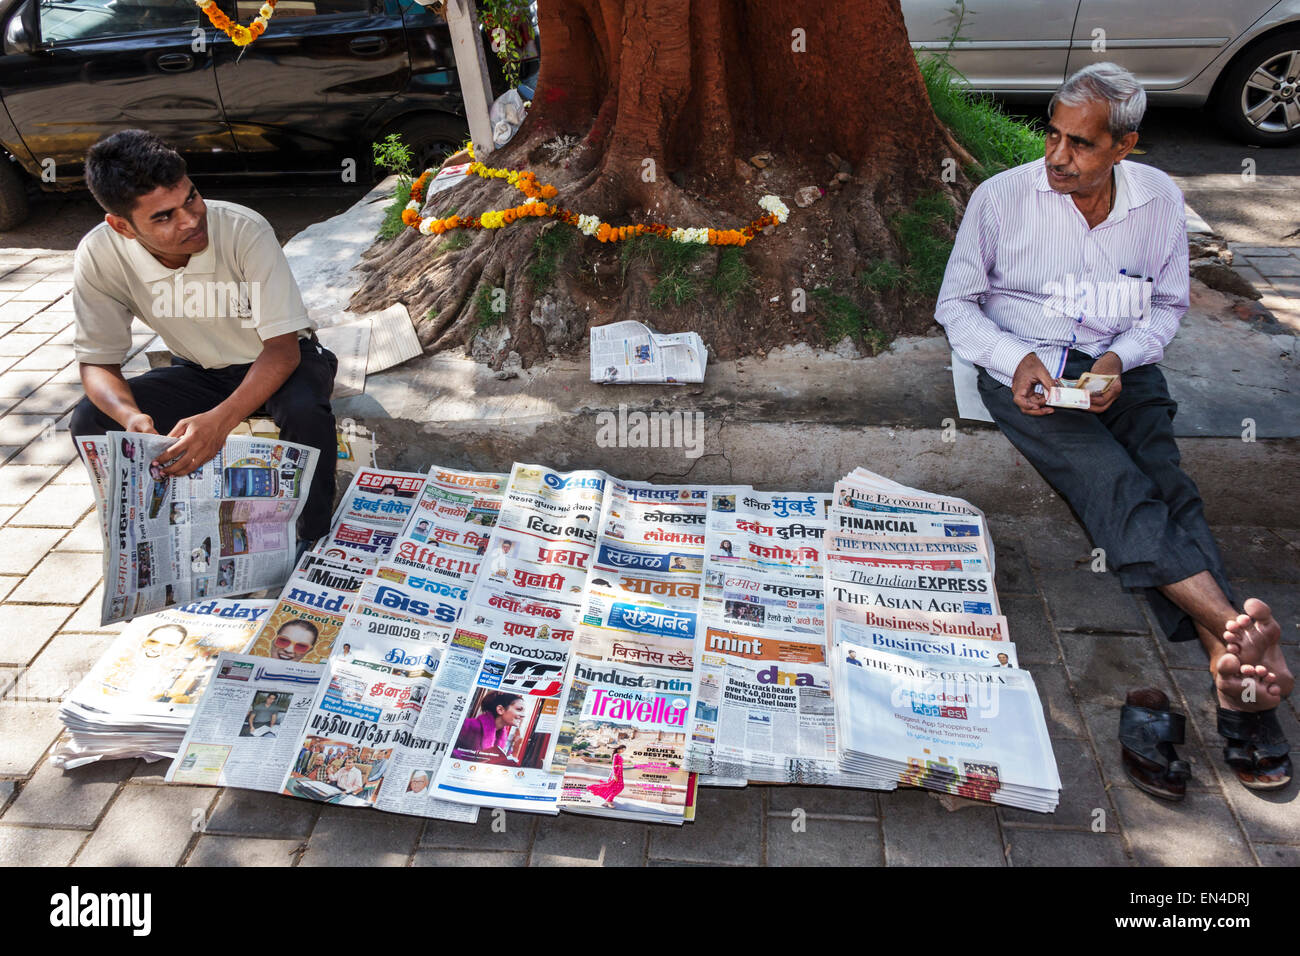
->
[977,349,1232,644]
[70,337,338,542]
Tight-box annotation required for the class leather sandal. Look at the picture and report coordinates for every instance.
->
[1119,688,1190,801]
[1217,706,1293,792]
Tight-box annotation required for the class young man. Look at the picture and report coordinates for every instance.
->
[70,129,337,553]
[936,63,1292,794]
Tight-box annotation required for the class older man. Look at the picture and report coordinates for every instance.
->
[937,63,1291,796]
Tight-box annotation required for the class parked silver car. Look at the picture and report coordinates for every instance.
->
[903,0,1300,145]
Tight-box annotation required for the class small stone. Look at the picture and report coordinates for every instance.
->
[734,159,753,181]
[1191,262,1262,300]
[834,171,853,184]
[827,179,844,192]
[494,350,523,380]
[794,186,822,208]
[749,152,773,169]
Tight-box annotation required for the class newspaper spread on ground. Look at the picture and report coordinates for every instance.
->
[52,598,276,769]
[590,320,707,384]
[92,431,318,625]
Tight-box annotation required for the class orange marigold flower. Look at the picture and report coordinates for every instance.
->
[401,209,419,225]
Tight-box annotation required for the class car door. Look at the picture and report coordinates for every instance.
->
[0,0,237,182]
[210,0,410,176]
[902,0,1083,92]
[1065,1,1279,90]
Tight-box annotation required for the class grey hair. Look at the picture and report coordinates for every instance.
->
[1049,62,1146,139]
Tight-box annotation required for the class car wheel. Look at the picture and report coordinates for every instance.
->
[1214,32,1300,146]
[0,158,31,232]
[375,114,469,181]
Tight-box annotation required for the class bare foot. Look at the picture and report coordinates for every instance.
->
[1212,649,1293,713]
[1223,598,1282,666]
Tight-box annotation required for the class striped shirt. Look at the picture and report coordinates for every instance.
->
[935,159,1188,387]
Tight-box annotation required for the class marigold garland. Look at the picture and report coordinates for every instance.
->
[197,0,276,46]
[403,157,788,248]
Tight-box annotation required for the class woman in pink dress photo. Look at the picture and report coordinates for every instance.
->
[586,744,628,807]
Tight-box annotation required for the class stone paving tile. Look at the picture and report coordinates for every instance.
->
[1016,517,1095,572]
[10,347,73,372]
[1001,593,1061,665]
[61,587,123,634]
[0,700,62,776]
[0,273,47,292]
[999,737,1112,830]
[1111,787,1254,866]
[881,787,1006,866]
[0,416,61,449]
[1255,844,1300,866]
[1003,829,1130,866]
[991,535,1036,595]
[73,784,214,867]
[1270,276,1300,298]
[9,281,71,302]
[647,785,760,865]
[8,551,101,603]
[1214,526,1300,582]
[0,527,65,573]
[420,809,535,851]
[0,301,48,323]
[534,812,649,866]
[11,383,86,418]
[203,788,319,839]
[51,461,90,485]
[3,757,134,827]
[0,575,21,603]
[765,784,878,818]
[1254,257,1300,277]
[10,481,94,527]
[0,464,59,505]
[0,370,54,401]
[18,631,115,701]
[413,848,526,866]
[1168,668,1300,848]
[765,816,884,865]
[129,760,170,785]
[1233,264,1266,288]
[15,311,72,335]
[1060,632,1175,708]
[0,666,17,697]
[1081,700,1217,793]
[0,333,51,357]
[1038,569,1148,634]
[1024,663,1088,738]
[186,835,301,867]
[1232,245,1295,257]
[52,513,102,552]
[298,806,421,867]
[0,603,75,665]
[7,436,78,467]
[0,825,87,865]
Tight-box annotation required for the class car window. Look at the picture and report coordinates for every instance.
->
[39,0,199,43]
[233,0,373,18]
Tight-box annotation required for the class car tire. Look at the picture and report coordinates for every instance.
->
[1214,31,1300,146]
[0,158,31,232]
[376,114,469,181]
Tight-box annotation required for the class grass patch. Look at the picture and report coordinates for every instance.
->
[892,193,956,298]
[377,178,413,240]
[526,227,574,290]
[811,287,890,355]
[475,284,504,327]
[439,231,471,254]
[710,248,753,308]
[919,54,1044,181]
[618,236,707,308]
[858,259,905,293]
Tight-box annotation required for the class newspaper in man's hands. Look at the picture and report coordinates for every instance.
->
[590,320,706,384]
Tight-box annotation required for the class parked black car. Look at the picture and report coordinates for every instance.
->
[0,0,538,228]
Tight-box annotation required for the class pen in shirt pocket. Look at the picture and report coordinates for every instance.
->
[1119,268,1154,283]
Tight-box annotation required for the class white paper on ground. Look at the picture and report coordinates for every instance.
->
[316,318,372,399]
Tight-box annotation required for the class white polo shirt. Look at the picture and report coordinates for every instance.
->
[73,200,313,369]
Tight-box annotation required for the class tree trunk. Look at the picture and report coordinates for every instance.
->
[350,0,968,366]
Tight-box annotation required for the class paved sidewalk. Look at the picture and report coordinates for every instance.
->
[1229,243,1300,329]
[0,249,1296,867]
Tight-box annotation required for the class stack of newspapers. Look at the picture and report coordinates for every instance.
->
[824,468,1061,812]
[53,599,275,768]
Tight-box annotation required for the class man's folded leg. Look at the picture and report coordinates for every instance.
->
[263,339,338,543]
[69,362,235,440]
[977,367,1215,642]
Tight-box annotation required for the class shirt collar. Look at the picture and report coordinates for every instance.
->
[1033,159,1154,224]
[120,227,218,283]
